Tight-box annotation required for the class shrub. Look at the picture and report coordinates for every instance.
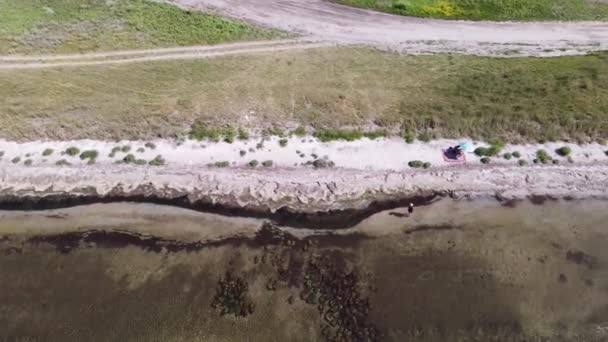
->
[363,130,387,140]
[512,151,521,158]
[42,148,54,156]
[56,159,71,166]
[0,151,4,158]
[135,159,147,165]
[136,147,145,153]
[518,159,528,166]
[149,155,165,166]
[122,154,136,163]
[313,159,333,169]
[237,128,249,140]
[423,162,431,169]
[480,157,491,164]
[503,153,512,160]
[402,129,415,143]
[536,149,552,164]
[121,145,131,153]
[408,160,425,168]
[475,141,504,157]
[279,139,288,147]
[223,127,236,143]
[314,129,363,142]
[24,159,33,166]
[65,147,80,156]
[190,123,234,141]
[80,150,99,160]
[311,153,318,159]
[249,160,259,167]
[11,157,20,164]
[214,161,230,168]
[144,142,156,149]
[262,160,273,167]
[239,150,247,157]
[293,126,306,136]
[556,146,571,157]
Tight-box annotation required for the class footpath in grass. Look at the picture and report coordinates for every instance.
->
[0,0,284,55]
[1,48,607,143]
[332,0,608,20]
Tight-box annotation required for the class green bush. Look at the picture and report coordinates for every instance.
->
[145,142,156,149]
[279,139,288,147]
[24,159,33,166]
[402,129,415,143]
[293,126,306,136]
[190,123,236,142]
[556,146,571,156]
[536,149,552,164]
[363,130,387,140]
[121,145,131,153]
[11,157,20,164]
[262,160,273,167]
[213,161,229,168]
[503,153,512,160]
[423,162,431,169]
[134,159,147,165]
[475,141,504,157]
[512,151,521,158]
[148,155,166,166]
[237,128,249,140]
[79,150,99,160]
[65,147,80,156]
[56,159,71,166]
[313,159,335,169]
[249,160,259,167]
[314,129,363,142]
[123,154,136,163]
[42,148,54,156]
[408,160,425,168]
[136,147,145,153]
[480,157,491,164]
[518,159,528,166]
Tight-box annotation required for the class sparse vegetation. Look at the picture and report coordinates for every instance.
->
[417,131,433,142]
[474,141,505,157]
[279,139,288,147]
[332,0,608,20]
[42,148,54,156]
[148,155,165,166]
[55,159,71,166]
[556,146,572,156]
[262,160,273,167]
[536,149,552,164]
[237,128,249,140]
[480,157,491,164]
[79,150,99,160]
[362,130,387,140]
[263,127,285,137]
[11,157,20,164]
[293,126,306,136]
[24,159,33,166]
[134,159,147,165]
[402,129,415,143]
[190,123,236,142]
[144,142,156,150]
[64,147,80,156]
[211,271,254,317]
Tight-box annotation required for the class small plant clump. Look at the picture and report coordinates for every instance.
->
[24,159,33,166]
[512,151,521,158]
[249,160,259,167]
[262,160,273,167]
[144,142,156,149]
[237,128,249,140]
[239,150,247,157]
[408,160,425,168]
[134,159,147,165]
[293,126,306,136]
[417,131,433,142]
[136,147,145,153]
[556,146,572,157]
[42,148,54,156]
[474,141,504,157]
[121,145,131,153]
[263,127,285,137]
[279,138,288,147]
[480,157,491,164]
[122,154,136,164]
[535,149,552,164]
[518,159,528,166]
[402,129,415,143]
[211,271,254,318]
[214,161,230,168]
[56,159,71,166]
[363,130,387,140]
[65,147,80,156]
[314,129,363,142]
[312,159,335,169]
[503,152,512,160]
[148,155,165,166]
[79,150,99,160]
[423,162,431,169]
[11,157,20,164]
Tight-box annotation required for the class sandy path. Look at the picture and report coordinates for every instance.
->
[171,0,608,56]
[0,39,332,69]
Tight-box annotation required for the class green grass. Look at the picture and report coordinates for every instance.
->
[1,48,607,142]
[332,0,608,20]
[0,0,283,55]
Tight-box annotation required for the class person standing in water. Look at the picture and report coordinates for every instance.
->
[407,203,414,217]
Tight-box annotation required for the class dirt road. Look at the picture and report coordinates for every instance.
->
[171,0,608,56]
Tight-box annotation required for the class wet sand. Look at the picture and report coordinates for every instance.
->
[0,199,607,341]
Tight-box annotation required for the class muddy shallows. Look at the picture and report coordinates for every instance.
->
[1,200,608,341]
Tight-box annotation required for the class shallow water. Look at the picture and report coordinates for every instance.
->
[0,199,607,341]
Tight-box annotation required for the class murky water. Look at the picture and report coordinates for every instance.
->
[0,199,607,341]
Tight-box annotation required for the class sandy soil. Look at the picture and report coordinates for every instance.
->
[171,0,608,56]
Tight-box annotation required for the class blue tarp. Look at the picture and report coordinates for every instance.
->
[458,142,474,152]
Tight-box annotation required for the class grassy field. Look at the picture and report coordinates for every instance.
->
[0,0,283,55]
[1,48,607,143]
[331,0,608,20]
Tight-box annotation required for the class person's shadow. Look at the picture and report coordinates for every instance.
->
[389,212,408,218]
